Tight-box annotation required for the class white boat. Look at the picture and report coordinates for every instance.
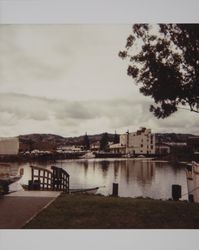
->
[81,152,95,159]
[0,167,24,185]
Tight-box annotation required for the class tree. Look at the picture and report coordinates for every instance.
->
[83,133,90,150]
[119,24,199,118]
[113,131,120,144]
[100,133,109,151]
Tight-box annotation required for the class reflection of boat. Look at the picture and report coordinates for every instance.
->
[70,187,99,194]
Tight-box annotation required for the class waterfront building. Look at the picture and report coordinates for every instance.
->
[0,137,19,155]
[109,143,126,154]
[120,127,156,155]
[109,127,156,156]
[90,141,100,151]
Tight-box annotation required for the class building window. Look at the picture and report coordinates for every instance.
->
[151,145,153,149]
[141,144,143,147]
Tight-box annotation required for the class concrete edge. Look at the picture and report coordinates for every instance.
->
[21,192,62,229]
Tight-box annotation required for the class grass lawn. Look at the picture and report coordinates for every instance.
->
[24,194,199,229]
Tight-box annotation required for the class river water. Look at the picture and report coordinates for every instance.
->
[1,158,188,200]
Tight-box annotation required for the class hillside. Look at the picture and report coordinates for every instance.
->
[18,132,198,152]
[18,133,115,151]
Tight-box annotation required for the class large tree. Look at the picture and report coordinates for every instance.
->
[83,133,90,150]
[119,24,199,118]
[100,133,109,152]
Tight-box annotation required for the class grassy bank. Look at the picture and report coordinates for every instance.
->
[24,194,199,229]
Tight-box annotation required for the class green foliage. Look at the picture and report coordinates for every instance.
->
[100,133,109,151]
[119,24,199,118]
[113,132,120,144]
[83,133,90,150]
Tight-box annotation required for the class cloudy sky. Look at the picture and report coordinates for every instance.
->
[0,25,198,137]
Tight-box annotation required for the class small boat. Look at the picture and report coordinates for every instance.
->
[0,168,24,194]
[69,187,99,194]
[81,152,96,159]
[0,168,24,185]
[21,184,99,194]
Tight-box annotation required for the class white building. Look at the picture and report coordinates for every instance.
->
[56,145,84,153]
[109,143,126,154]
[0,137,19,155]
[120,127,156,155]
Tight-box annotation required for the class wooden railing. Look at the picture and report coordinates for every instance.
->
[51,166,69,192]
[29,165,69,193]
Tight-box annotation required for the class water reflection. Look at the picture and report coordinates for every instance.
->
[0,159,188,200]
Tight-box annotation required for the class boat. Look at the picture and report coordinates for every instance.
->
[81,152,96,159]
[0,167,24,185]
[69,187,99,194]
[185,161,199,203]
[21,184,99,194]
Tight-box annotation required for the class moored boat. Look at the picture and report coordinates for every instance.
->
[0,167,24,194]
[81,152,96,159]
[0,167,24,185]
[69,187,99,194]
[21,184,100,194]
[185,161,199,203]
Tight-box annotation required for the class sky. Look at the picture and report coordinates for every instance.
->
[0,24,198,137]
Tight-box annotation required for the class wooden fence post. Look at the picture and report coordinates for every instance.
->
[172,184,181,201]
[112,183,118,196]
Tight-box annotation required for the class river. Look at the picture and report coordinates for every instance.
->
[0,158,188,200]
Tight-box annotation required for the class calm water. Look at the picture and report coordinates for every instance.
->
[0,159,188,200]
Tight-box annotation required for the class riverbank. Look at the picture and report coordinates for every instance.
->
[24,194,199,229]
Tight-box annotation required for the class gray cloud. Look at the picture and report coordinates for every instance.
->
[0,92,198,137]
[0,25,198,137]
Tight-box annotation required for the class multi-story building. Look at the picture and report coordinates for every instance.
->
[120,127,155,155]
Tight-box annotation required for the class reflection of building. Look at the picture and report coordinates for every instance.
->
[110,127,156,156]
[0,137,19,155]
[119,160,155,183]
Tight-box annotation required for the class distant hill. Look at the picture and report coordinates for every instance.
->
[18,133,115,151]
[155,133,198,143]
[18,132,198,152]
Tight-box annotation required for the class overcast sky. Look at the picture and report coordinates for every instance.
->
[0,25,198,137]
